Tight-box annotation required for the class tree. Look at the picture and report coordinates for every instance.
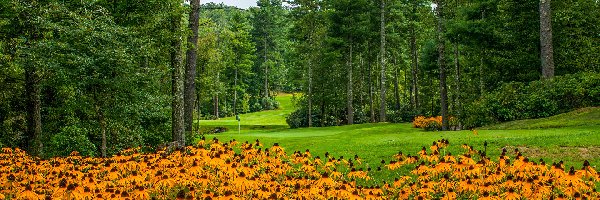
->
[409,0,421,111]
[539,0,554,79]
[251,0,287,100]
[290,0,328,127]
[379,0,387,122]
[185,0,200,135]
[171,2,185,147]
[435,0,449,130]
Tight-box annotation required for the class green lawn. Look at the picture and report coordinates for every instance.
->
[198,94,600,184]
[198,93,294,131]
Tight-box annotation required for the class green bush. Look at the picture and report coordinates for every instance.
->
[387,105,421,123]
[48,125,97,157]
[286,107,312,129]
[261,96,280,110]
[424,120,442,131]
[463,72,600,128]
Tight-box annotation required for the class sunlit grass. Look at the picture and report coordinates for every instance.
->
[200,94,600,182]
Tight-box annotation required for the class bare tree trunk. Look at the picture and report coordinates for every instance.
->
[479,56,485,95]
[540,0,554,79]
[436,0,449,131]
[347,42,354,125]
[184,0,200,136]
[95,105,107,157]
[369,58,375,123]
[171,14,185,147]
[264,37,269,98]
[404,63,410,104]
[359,54,365,106]
[454,43,462,130]
[213,95,219,119]
[25,65,42,156]
[234,66,238,115]
[410,2,420,111]
[308,59,312,127]
[393,56,400,111]
[379,0,387,122]
[479,9,486,96]
[320,88,325,127]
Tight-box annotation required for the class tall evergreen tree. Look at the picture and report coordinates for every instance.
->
[435,0,449,130]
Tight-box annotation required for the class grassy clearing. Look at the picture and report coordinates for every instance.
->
[198,94,600,184]
[198,93,294,131]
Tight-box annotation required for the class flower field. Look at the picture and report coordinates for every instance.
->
[1,138,599,199]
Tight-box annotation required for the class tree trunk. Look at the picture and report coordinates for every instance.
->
[479,56,485,95]
[540,0,554,79]
[369,58,375,123]
[347,42,354,125]
[405,66,411,105]
[264,36,269,98]
[454,43,462,130]
[479,9,486,96]
[213,95,219,119]
[25,64,42,156]
[359,54,365,106]
[308,59,312,127]
[393,56,400,111]
[234,66,238,115]
[409,37,419,110]
[436,0,449,131]
[95,105,107,157]
[171,14,185,147]
[320,88,325,127]
[184,0,200,136]
[379,0,387,122]
[183,0,200,134]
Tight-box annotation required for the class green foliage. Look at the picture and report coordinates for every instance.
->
[386,107,420,123]
[483,107,600,130]
[286,108,309,129]
[464,73,600,128]
[197,4,264,119]
[261,96,280,110]
[48,125,96,157]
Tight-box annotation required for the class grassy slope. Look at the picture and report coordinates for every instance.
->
[200,95,600,184]
[198,93,293,131]
[483,107,600,129]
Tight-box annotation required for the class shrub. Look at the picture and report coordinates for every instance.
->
[424,120,442,131]
[48,125,97,157]
[261,96,280,110]
[413,116,458,131]
[412,116,428,128]
[463,72,600,128]
[387,106,420,123]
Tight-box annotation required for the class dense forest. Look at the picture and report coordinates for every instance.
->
[1,0,599,157]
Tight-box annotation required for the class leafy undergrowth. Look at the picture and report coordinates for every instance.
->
[1,139,599,199]
[483,107,600,130]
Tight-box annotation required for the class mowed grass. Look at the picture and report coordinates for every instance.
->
[198,93,294,131]
[199,94,600,184]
